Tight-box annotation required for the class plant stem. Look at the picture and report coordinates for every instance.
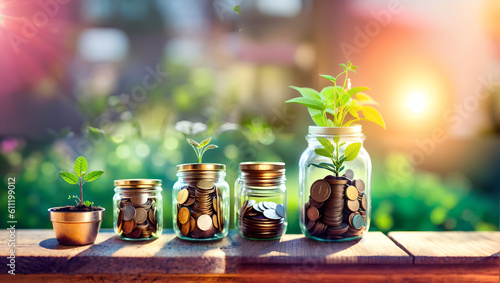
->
[79,177,83,206]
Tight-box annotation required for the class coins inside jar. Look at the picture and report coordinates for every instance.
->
[176,180,224,239]
[239,201,285,239]
[117,197,159,239]
[304,170,367,240]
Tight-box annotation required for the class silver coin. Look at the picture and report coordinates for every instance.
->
[247,200,256,207]
[253,202,263,212]
[275,204,285,218]
[263,209,282,220]
[262,201,271,209]
[258,202,266,212]
[267,202,277,209]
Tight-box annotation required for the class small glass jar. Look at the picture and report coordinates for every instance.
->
[113,179,163,240]
[173,163,229,241]
[299,126,371,241]
[235,162,287,240]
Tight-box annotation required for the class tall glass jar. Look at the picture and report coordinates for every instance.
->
[173,163,229,241]
[235,162,287,240]
[113,179,163,240]
[299,125,371,241]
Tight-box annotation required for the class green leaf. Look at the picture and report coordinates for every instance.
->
[85,171,104,182]
[289,86,322,100]
[205,144,218,150]
[320,86,337,101]
[314,148,333,158]
[361,106,386,129]
[318,162,336,169]
[319,74,336,82]
[233,5,241,14]
[348,107,359,118]
[199,137,211,147]
[60,171,79,184]
[74,156,88,177]
[347,87,370,96]
[186,138,200,147]
[356,93,379,105]
[316,137,334,154]
[344,142,362,161]
[309,108,326,126]
[339,63,347,70]
[327,119,334,127]
[285,97,325,111]
[84,200,94,207]
[308,163,336,173]
[339,142,346,147]
[338,165,345,173]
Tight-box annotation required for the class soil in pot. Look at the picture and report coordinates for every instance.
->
[51,205,103,212]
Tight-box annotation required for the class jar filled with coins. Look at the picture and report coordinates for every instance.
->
[299,125,371,241]
[113,179,163,240]
[235,162,287,240]
[173,164,229,241]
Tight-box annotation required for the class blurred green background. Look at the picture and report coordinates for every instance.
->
[0,0,499,233]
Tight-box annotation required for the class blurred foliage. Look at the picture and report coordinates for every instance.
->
[0,62,498,233]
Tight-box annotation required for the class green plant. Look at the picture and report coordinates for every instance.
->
[59,156,103,207]
[309,137,362,177]
[286,61,386,129]
[186,137,219,163]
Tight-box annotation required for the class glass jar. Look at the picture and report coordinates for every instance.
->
[113,179,163,240]
[235,162,287,240]
[173,163,229,241]
[299,125,371,241]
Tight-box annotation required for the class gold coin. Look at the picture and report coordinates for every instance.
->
[122,205,136,221]
[134,207,148,223]
[197,180,214,190]
[122,219,136,234]
[190,216,196,232]
[217,194,223,230]
[184,197,195,206]
[345,186,359,201]
[213,196,217,212]
[117,209,124,233]
[346,199,360,212]
[149,208,157,224]
[197,214,213,231]
[180,222,190,236]
[212,213,219,229]
[178,207,191,224]
[361,194,367,210]
[177,189,189,204]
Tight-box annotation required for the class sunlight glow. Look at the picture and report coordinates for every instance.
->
[407,92,426,114]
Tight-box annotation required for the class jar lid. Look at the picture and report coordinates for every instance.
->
[177,163,226,172]
[114,179,162,187]
[240,162,286,187]
[308,125,362,135]
[240,162,285,172]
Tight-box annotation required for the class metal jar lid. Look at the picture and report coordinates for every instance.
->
[177,163,226,172]
[239,162,286,187]
[114,179,162,188]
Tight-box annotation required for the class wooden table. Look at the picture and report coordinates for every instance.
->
[1,230,498,282]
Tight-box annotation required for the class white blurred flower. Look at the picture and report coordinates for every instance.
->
[347,78,351,90]
[174,121,208,135]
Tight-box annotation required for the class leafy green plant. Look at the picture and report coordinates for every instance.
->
[186,137,219,163]
[309,137,362,177]
[286,61,386,129]
[59,156,103,207]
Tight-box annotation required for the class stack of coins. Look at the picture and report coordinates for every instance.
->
[176,179,224,239]
[239,200,285,239]
[117,197,158,239]
[304,169,367,239]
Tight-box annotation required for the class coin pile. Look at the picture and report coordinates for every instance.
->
[117,197,159,239]
[176,180,223,239]
[304,169,367,239]
[239,200,285,239]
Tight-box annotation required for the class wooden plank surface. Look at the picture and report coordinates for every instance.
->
[388,231,500,264]
[0,230,410,275]
[235,231,411,264]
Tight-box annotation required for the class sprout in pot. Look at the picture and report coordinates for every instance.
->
[49,156,105,245]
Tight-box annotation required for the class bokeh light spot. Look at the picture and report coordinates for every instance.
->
[116,144,131,159]
[407,92,426,114]
[135,142,150,158]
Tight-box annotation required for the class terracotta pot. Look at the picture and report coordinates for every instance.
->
[48,207,105,246]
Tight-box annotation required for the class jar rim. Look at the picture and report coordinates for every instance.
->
[177,163,226,172]
[308,125,362,135]
[114,179,162,187]
[240,162,285,171]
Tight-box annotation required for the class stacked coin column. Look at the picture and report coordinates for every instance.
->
[173,164,229,241]
[236,162,287,240]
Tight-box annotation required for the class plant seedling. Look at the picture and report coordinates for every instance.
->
[286,61,386,129]
[309,137,362,177]
[186,137,219,163]
[59,156,103,207]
